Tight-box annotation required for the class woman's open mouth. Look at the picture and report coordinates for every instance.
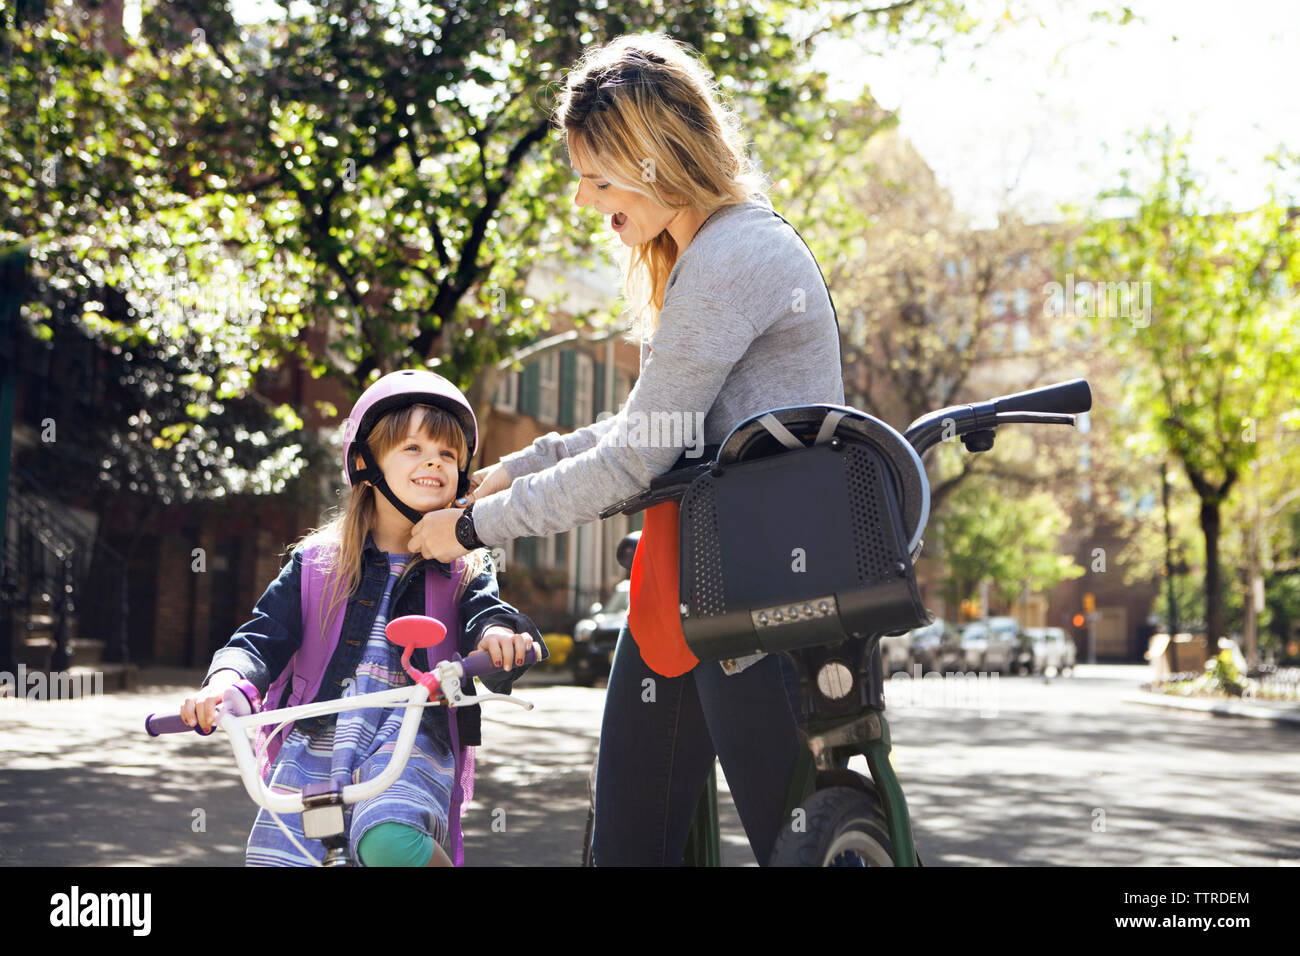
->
[611,211,628,232]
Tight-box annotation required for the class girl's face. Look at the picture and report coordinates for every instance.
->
[374,425,461,517]
[569,137,676,247]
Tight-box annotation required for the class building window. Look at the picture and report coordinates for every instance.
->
[1012,321,1030,352]
[538,353,558,425]
[989,325,1007,353]
[1013,288,1030,317]
[990,291,1007,316]
[493,371,518,412]
[575,352,594,425]
[514,537,539,570]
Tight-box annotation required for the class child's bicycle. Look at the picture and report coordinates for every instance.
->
[588,377,1092,866]
[146,615,545,866]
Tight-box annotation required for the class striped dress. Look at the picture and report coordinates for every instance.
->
[246,554,457,866]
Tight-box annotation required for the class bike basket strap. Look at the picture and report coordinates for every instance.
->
[678,413,931,661]
[716,404,929,555]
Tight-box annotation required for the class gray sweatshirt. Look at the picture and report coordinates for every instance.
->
[471,194,845,545]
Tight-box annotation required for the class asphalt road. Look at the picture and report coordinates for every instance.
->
[1,664,1295,866]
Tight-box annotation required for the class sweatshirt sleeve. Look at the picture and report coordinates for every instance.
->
[496,412,622,480]
[471,292,758,543]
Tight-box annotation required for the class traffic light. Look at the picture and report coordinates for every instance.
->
[1072,613,1085,628]
[1083,592,1096,614]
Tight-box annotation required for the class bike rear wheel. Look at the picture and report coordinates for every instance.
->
[770,784,896,867]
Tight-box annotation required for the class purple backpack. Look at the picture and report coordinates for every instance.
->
[256,544,476,865]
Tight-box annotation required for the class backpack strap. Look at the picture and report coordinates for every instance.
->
[256,543,347,778]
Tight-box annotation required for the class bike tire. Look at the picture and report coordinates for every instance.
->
[581,751,598,866]
[581,805,595,867]
[770,785,897,867]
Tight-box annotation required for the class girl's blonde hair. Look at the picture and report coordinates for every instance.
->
[292,404,491,638]
[553,33,767,340]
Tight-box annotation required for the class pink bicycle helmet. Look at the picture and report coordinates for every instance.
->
[342,369,478,522]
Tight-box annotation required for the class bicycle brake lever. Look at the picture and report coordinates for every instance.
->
[460,691,534,711]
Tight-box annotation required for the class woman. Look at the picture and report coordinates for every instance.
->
[408,32,844,865]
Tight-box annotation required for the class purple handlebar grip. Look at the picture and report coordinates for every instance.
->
[460,642,543,679]
[145,712,214,736]
[145,679,260,737]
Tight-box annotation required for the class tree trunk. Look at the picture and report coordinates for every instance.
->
[1161,462,1180,673]
[1199,497,1225,649]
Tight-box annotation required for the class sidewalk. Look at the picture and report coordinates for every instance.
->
[1122,689,1300,728]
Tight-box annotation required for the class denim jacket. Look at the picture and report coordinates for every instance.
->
[203,534,545,747]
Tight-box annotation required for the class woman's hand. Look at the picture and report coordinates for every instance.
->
[408,508,470,564]
[464,463,511,504]
[477,625,536,670]
[180,669,242,733]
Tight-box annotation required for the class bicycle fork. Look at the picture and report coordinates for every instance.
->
[785,710,921,867]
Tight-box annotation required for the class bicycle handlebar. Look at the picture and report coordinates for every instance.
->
[991,377,1092,416]
[904,378,1092,456]
[145,640,544,816]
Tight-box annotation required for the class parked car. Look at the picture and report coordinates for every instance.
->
[960,617,1032,674]
[879,627,914,674]
[1024,626,1077,675]
[907,618,964,674]
[571,579,630,686]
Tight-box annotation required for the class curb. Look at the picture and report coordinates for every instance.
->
[1122,693,1300,728]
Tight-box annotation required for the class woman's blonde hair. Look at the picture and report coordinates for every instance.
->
[292,404,491,640]
[554,33,767,340]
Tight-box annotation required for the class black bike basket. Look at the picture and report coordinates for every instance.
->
[678,437,930,662]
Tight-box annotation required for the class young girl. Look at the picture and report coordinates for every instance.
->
[179,369,544,866]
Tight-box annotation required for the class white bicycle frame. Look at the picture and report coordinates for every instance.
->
[221,684,435,814]
[215,653,535,813]
[208,654,536,864]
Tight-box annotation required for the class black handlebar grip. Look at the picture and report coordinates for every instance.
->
[145,712,214,736]
[992,378,1092,416]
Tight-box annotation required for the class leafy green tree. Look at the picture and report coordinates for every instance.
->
[933,474,1084,610]
[1073,132,1300,649]
[1,2,311,556]
[4,0,984,472]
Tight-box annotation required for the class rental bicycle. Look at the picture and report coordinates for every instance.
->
[587,377,1092,866]
[146,615,545,866]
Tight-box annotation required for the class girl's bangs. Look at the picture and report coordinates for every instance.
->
[370,405,467,463]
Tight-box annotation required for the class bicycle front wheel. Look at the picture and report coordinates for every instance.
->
[770,785,896,867]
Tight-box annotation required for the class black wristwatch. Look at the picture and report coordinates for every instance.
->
[455,502,485,551]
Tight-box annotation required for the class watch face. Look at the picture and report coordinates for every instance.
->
[457,510,477,548]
